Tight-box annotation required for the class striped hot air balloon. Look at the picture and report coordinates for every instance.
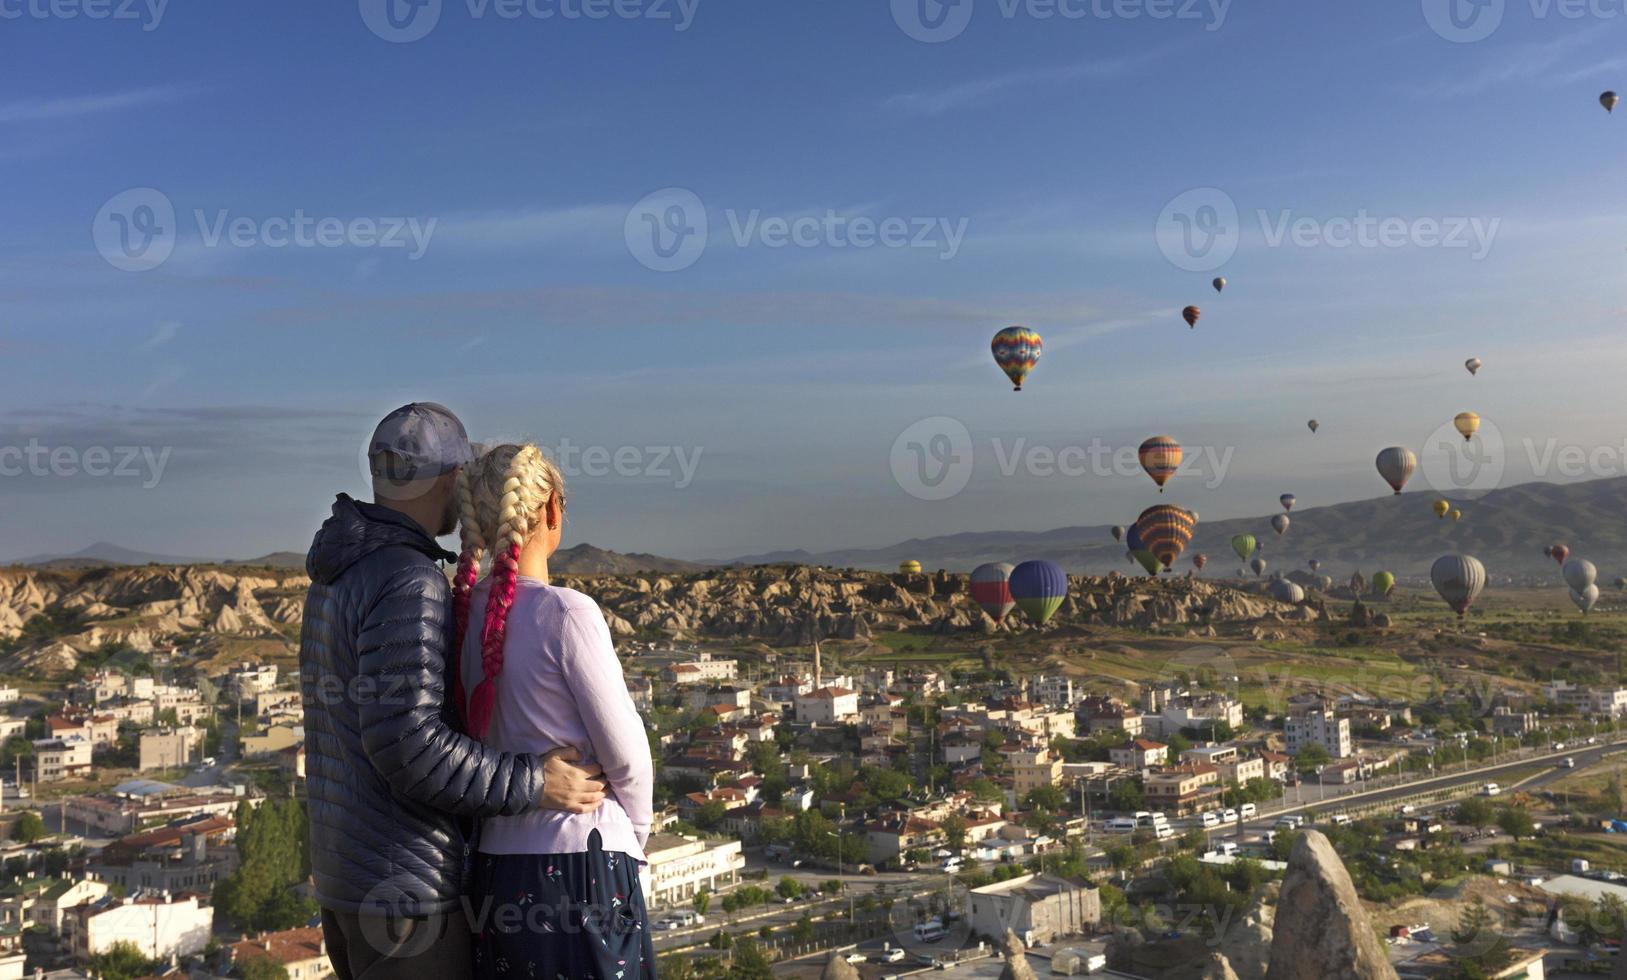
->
[1192,553,1208,571]
[1010,560,1068,624]
[1231,534,1257,561]
[1136,505,1196,570]
[1376,447,1417,495]
[1250,557,1268,577]
[1138,436,1182,492]
[969,562,1015,623]
[1431,554,1486,621]
[1271,514,1290,537]
[1183,306,1201,329]
[1551,544,1570,566]
[899,560,922,574]
[991,326,1043,391]
[1280,494,1296,513]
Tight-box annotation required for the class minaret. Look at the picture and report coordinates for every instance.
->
[813,638,822,689]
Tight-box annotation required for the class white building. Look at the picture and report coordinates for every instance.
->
[1026,674,1076,708]
[0,689,18,706]
[1285,706,1352,760]
[794,687,860,724]
[67,894,213,961]
[641,833,745,908]
[1543,681,1627,718]
[967,874,1100,947]
[33,738,92,782]
[227,663,279,699]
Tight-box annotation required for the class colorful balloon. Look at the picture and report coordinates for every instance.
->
[1453,412,1480,443]
[1563,558,1598,593]
[1009,559,1067,624]
[969,562,1015,623]
[1131,549,1162,576]
[1271,514,1290,537]
[1307,420,1320,434]
[1604,91,1620,113]
[1430,554,1486,620]
[1138,436,1182,492]
[1136,505,1196,570]
[1269,579,1305,605]
[1376,447,1417,495]
[899,560,922,574]
[1433,500,1450,519]
[1450,508,1463,522]
[1183,306,1200,329]
[1372,571,1396,596]
[1110,525,1125,542]
[1231,534,1258,561]
[1250,557,1268,577]
[991,326,1043,392]
[1280,494,1296,513]
[1308,559,1321,572]
[1572,585,1600,614]
[1615,576,1627,591]
[1551,544,1570,566]
[1212,277,1226,293]
[1192,553,1209,571]
[1465,357,1482,377]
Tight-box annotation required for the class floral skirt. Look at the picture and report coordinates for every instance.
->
[471,830,656,980]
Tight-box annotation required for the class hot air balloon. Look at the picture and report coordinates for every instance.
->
[1603,91,1620,113]
[1376,447,1417,495]
[1307,420,1320,434]
[1192,553,1209,571]
[1131,550,1162,576]
[1280,494,1296,513]
[1317,574,1334,592]
[1551,544,1570,566]
[1231,534,1257,561]
[1433,500,1450,519]
[1450,508,1463,522]
[1009,559,1067,624]
[1372,571,1396,597]
[1308,559,1321,572]
[1563,557,1598,593]
[1572,585,1600,614]
[1182,306,1200,329]
[1138,436,1182,492]
[1250,557,1267,577]
[1269,579,1305,604]
[990,326,1043,392]
[1616,576,1627,591]
[1212,277,1226,293]
[1465,357,1482,376]
[1430,554,1486,621]
[1136,505,1196,570]
[1110,526,1125,543]
[899,560,922,574]
[1453,412,1480,443]
[969,562,1015,623]
[1271,514,1290,537]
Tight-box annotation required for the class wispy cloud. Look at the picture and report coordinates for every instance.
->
[1404,28,1610,99]
[882,45,1183,116]
[137,321,180,351]
[0,84,194,124]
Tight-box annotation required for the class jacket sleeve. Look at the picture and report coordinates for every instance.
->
[355,559,543,817]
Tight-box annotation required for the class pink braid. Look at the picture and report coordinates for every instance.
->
[467,542,520,740]
[450,550,480,727]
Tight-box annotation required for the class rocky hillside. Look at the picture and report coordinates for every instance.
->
[0,563,1314,677]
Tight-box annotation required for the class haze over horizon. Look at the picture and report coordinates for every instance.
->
[7,2,1627,562]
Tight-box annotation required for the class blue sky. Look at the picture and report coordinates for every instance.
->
[4,0,1627,562]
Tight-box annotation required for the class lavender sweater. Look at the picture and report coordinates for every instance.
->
[460,577,653,860]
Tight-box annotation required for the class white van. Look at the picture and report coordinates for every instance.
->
[914,920,946,943]
[1213,841,1239,857]
[1239,803,1257,819]
[1104,817,1140,834]
[1154,824,1175,840]
[1330,813,1351,827]
[941,857,963,873]
[1481,783,1501,797]
[1200,811,1221,829]
[1275,815,1303,830]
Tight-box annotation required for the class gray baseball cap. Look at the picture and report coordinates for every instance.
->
[368,402,476,481]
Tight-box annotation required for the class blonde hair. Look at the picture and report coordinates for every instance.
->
[451,443,566,739]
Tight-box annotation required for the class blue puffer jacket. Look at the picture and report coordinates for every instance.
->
[298,494,543,915]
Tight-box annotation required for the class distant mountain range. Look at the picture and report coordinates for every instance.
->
[728,476,1627,579]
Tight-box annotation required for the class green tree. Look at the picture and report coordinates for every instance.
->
[776,876,802,900]
[11,812,46,844]
[1294,743,1331,774]
[239,958,290,980]
[88,942,157,980]
[693,889,711,917]
[1456,797,1494,829]
[213,798,315,931]
[728,938,775,979]
[941,813,969,850]
[1495,807,1535,840]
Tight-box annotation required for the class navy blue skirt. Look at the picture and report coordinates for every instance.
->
[471,831,656,980]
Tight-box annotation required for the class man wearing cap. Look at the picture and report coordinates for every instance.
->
[299,403,607,980]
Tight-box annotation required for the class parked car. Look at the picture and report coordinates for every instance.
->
[879,947,907,963]
[1561,757,1576,768]
[1201,811,1220,829]
[1221,808,1239,824]
[1239,803,1257,819]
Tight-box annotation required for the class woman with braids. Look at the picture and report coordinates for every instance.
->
[453,443,656,980]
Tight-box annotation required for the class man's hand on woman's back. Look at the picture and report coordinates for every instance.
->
[541,747,608,813]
